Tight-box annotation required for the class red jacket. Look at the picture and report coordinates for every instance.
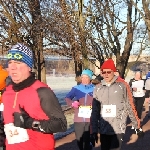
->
[2,81,55,150]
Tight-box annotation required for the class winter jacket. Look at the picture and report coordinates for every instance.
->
[65,83,94,122]
[2,76,67,150]
[0,65,8,104]
[146,72,150,80]
[0,65,8,91]
[91,76,140,135]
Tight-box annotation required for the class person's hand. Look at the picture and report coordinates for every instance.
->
[133,87,137,92]
[145,98,150,103]
[135,128,144,138]
[72,101,80,108]
[90,133,98,147]
[19,106,34,129]
[13,112,25,128]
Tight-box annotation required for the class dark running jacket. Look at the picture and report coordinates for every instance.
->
[2,80,67,150]
[91,76,140,135]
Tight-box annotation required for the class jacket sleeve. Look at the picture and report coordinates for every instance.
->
[123,82,140,129]
[142,79,146,90]
[129,79,133,87]
[36,87,67,133]
[65,87,76,106]
[91,87,100,134]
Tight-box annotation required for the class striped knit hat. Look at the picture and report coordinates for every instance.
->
[7,43,33,68]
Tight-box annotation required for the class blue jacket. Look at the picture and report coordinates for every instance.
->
[65,83,95,122]
[146,72,150,80]
[66,84,94,100]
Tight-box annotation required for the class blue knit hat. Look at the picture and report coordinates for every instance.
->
[7,43,33,68]
[81,69,93,79]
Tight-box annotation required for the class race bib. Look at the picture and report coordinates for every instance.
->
[78,106,92,118]
[4,126,29,144]
[102,105,116,117]
[136,88,143,94]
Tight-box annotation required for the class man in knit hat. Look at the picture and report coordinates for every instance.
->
[90,59,144,150]
[2,43,67,150]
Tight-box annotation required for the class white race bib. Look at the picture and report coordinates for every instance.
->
[78,106,92,118]
[102,105,116,117]
[4,126,29,144]
[136,88,143,94]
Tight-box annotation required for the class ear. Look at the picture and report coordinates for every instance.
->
[28,67,31,72]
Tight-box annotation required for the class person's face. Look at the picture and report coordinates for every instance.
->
[135,72,141,80]
[114,71,119,77]
[8,60,31,83]
[102,69,114,83]
[81,75,91,85]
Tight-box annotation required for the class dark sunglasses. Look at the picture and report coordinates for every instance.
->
[102,71,112,74]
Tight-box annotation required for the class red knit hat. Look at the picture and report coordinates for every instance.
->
[101,59,116,72]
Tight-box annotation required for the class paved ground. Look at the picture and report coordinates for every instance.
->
[55,101,150,150]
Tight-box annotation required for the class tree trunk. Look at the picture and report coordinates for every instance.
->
[28,0,46,83]
[142,0,150,40]
[116,1,133,79]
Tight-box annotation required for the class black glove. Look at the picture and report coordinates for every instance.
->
[13,112,25,128]
[14,106,36,130]
[135,128,144,138]
[90,133,98,147]
[19,106,35,129]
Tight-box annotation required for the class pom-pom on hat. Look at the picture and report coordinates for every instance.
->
[101,59,116,72]
[7,43,33,68]
[81,69,93,79]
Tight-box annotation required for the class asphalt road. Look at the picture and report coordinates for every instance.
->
[55,101,150,150]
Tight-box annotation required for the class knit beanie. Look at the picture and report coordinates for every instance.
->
[0,65,8,90]
[81,69,93,79]
[7,43,33,68]
[101,59,116,72]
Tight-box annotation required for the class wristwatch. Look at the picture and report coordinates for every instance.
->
[32,121,40,129]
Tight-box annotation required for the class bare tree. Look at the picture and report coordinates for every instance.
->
[131,0,150,39]
[0,0,46,82]
[91,0,147,78]
[0,0,148,81]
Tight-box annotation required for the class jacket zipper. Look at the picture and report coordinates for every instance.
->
[13,92,19,108]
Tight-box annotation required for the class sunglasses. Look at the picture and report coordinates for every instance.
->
[102,71,112,74]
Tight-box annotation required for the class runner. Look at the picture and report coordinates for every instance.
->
[65,69,94,150]
[2,43,67,150]
[91,59,144,150]
[129,70,146,120]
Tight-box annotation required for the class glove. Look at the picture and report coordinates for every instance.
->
[13,112,25,128]
[13,106,36,130]
[19,106,48,133]
[90,133,98,147]
[135,128,144,138]
[19,106,34,129]
[71,101,80,108]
